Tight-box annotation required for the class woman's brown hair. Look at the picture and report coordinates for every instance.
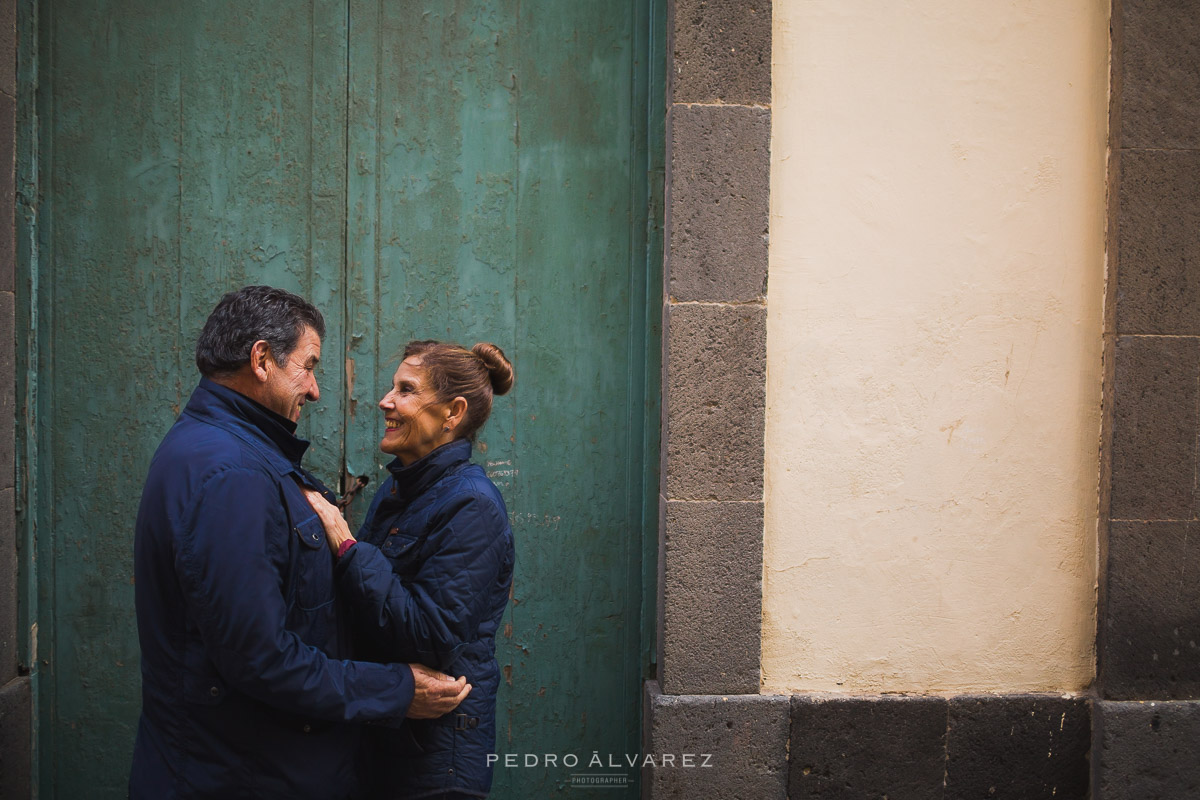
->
[403,340,514,441]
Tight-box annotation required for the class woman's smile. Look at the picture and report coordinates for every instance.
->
[377,357,457,464]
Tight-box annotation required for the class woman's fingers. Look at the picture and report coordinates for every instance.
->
[303,489,337,520]
[302,488,353,553]
[302,488,326,511]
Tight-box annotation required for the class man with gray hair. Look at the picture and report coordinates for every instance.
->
[130,285,470,799]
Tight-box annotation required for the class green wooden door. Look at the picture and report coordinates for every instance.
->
[23,0,661,797]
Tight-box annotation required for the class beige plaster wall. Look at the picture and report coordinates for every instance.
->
[763,1,1109,693]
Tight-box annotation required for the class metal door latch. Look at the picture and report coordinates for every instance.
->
[337,474,371,511]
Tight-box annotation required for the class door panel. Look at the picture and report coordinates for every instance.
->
[31,1,654,796]
[345,3,646,795]
[35,2,348,795]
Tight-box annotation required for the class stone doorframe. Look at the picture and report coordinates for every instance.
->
[645,0,782,795]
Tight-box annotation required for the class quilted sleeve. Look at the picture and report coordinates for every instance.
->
[335,490,510,671]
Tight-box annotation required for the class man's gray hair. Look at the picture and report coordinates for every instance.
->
[195,285,325,378]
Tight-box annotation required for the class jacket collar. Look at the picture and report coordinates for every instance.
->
[184,377,311,472]
[386,438,472,500]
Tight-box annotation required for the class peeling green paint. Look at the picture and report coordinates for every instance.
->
[24,1,661,797]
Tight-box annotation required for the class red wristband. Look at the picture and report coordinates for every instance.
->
[336,539,357,559]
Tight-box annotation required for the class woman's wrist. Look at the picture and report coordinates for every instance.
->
[335,538,357,559]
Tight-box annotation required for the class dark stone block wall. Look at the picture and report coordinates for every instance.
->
[648,3,1110,798]
[790,695,1091,800]
[789,695,949,798]
[1095,701,1200,798]
[1097,1,1200,795]
[650,0,1200,796]
[645,682,789,799]
[658,0,770,699]
[647,0,773,793]
[646,690,1093,800]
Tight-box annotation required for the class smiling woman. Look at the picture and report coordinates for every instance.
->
[306,339,516,799]
[380,341,515,465]
[379,354,458,466]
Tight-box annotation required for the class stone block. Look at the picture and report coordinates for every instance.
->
[666,303,765,500]
[1108,336,1200,520]
[789,695,947,799]
[671,0,770,105]
[668,104,769,303]
[1118,0,1200,150]
[0,488,14,684]
[661,500,761,695]
[0,675,31,800]
[945,695,1090,800]
[1114,150,1200,335]
[1095,700,1200,799]
[1102,521,1200,700]
[645,681,788,800]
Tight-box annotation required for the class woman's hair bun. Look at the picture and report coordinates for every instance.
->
[473,342,514,396]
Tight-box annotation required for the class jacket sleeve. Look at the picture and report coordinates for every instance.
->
[174,467,415,722]
[335,490,509,672]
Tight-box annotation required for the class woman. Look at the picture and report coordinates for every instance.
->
[304,339,515,800]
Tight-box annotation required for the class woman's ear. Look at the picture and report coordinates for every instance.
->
[446,396,469,430]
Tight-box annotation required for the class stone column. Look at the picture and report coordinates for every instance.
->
[645,1,788,797]
[1096,2,1200,796]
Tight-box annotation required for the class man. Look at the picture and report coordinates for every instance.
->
[130,286,470,799]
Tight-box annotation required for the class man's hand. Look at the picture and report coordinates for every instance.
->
[406,663,471,719]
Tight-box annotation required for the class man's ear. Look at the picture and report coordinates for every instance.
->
[249,340,273,383]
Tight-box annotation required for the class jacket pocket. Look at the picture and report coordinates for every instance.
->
[379,531,418,559]
[289,515,335,612]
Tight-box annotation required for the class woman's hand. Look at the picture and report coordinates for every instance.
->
[303,489,355,555]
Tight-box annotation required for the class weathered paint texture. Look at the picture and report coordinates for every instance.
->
[342,3,657,796]
[34,5,350,795]
[30,1,659,796]
[763,1,1109,692]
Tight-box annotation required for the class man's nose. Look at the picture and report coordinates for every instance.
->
[308,374,320,402]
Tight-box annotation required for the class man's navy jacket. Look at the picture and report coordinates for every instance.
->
[130,378,415,799]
